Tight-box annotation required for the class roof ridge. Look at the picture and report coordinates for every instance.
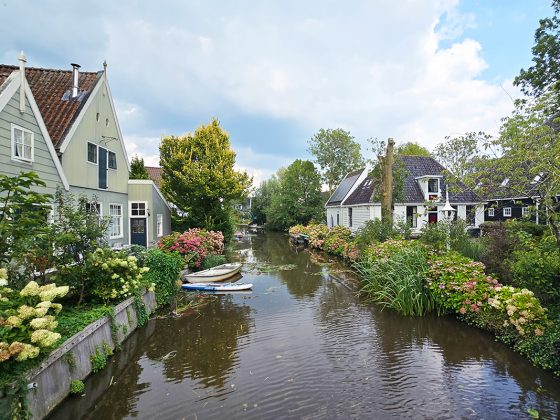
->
[0,64,101,75]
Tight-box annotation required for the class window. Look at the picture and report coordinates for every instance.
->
[503,207,512,217]
[11,125,34,162]
[86,202,101,215]
[131,202,147,217]
[522,207,530,217]
[109,204,123,238]
[466,205,475,226]
[407,206,417,228]
[348,207,353,228]
[488,208,495,217]
[157,214,163,237]
[336,213,340,226]
[108,151,117,169]
[428,179,439,193]
[87,142,98,164]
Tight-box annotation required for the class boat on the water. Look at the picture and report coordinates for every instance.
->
[184,263,242,283]
[182,282,253,291]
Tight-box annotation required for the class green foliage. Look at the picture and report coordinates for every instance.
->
[433,132,489,181]
[123,245,149,266]
[366,140,407,204]
[133,295,148,327]
[354,219,401,249]
[267,160,324,231]
[357,243,435,316]
[160,119,252,239]
[479,222,517,283]
[69,379,85,395]
[129,155,150,179]
[514,0,560,96]
[144,249,184,306]
[251,176,280,225]
[157,228,224,268]
[201,255,227,270]
[62,352,76,371]
[395,142,431,156]
[90,346,107,373]
[308,128,365,193]
[514,321,560,376]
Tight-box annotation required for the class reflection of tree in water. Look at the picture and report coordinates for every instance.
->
[144,296,253,389]
[251,233,323,299]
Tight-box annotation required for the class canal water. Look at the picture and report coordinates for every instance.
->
[51,233,560,419]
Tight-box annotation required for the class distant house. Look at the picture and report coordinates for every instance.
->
[0,54,69,197]
[326,156,485,234]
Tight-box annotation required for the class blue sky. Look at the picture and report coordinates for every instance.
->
[0,0,552,186]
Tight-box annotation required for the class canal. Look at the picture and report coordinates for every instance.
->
[51,233,560,419]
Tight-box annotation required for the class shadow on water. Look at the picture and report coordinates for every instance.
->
[50,232,560,419]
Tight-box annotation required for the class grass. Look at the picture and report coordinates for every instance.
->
[355,245,435,316]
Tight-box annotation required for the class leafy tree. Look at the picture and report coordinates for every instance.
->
[367,138,406,206]
[395,142,431,156]
[251,176,280,225]
[308,128,364,193]
[129,155,150,179]
[267,160,323,230]
[434,132,490,180]
[515,0,560,96]
[159,119,252,238]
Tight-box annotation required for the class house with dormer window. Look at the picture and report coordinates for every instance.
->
[326,156,485,233]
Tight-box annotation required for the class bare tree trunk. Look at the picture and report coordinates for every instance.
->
[381,138,395,224]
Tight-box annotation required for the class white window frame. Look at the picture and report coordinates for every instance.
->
[11,124,34,163]
[503,207,512,217]
[522,207,529,217]
[428,178,440,194]
[157,214,163,237]
[87,142,98,165]
[109,203,123,239]
[488,208,495,217]
[107,150,117,170]
[129,201,148,218]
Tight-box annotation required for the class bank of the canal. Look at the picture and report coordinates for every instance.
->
[50,233,560,419]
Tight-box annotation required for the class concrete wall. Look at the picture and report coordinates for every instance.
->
[0,88,64,196]
[7,291,157,420]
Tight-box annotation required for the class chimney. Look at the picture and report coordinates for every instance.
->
[18,51,26,113]
[71,63,81,98]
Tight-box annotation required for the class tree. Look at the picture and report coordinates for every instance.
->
[251,176,280,225]
[395,142,431,156]
[267,160,323,230]
[434,132,490,180]
[159,119,252,238]
[129,155,150,179]
[515,0,560,97]
[308,128,365,193]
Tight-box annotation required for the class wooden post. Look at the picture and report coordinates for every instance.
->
[381,138,395,224]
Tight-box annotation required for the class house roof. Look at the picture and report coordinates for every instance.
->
[146,166,162,188]
[0,65,102,148]
[343,155,481,205]
[325,169,363,206]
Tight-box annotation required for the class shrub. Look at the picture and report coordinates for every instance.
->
[354,218,400,249]
[324,226,352,256]
[201,255,227,270]
[123,245,149,267]
[514,321,560,376]
[479,222,516,283]
[70,380,85,395]
[356,243,434,316]
[158,228,224,268]
[305,224,330,249]
[144,249,184,306]
[288,225,308,236]
[0,274,68,364]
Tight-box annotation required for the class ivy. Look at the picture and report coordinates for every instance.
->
[144,249,184,306]
[133,295,148,327]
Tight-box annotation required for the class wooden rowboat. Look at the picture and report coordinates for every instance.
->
[184,263,242,283]
[181,282,253,291]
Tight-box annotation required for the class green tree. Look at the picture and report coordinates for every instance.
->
[515,0,560,96]
[434,132,490,180]
[308,128,364,193]
[159,119,252,238]
[129,155,150,179]
[251,176,280,225]
[267,160,323,230]
[395,142,431,156]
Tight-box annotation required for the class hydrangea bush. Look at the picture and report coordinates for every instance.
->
[0,269,68,363]
[158,228,224,268]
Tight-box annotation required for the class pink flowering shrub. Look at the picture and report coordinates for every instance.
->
[158,229,224,268]
[289,225,308,236]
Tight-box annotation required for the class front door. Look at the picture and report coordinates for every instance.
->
[428,212,438,224]
[130,218,147,247]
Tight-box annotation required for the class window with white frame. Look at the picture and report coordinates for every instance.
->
[503,207,512,217]
[108,151,117,169]
[522,207,530,217]
[87,142,98,164]
[157,214,163,237]
[488,208,495,217]
[130,202,147,217]
[428,178,439,193]
[11,125,34,162]
[109,204,123,238]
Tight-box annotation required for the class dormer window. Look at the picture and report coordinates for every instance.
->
[428,178,439,193]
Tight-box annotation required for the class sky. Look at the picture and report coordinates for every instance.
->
[0,0,553,187]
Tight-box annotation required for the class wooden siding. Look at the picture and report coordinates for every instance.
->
[484,198,543,224]
[61,81,129,194]
[0,90,63,196]
[349,206,370,232]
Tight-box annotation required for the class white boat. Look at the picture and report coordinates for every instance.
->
[181,282,253,291]
[184,263,242,283]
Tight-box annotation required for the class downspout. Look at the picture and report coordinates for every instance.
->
[18,51,26,113]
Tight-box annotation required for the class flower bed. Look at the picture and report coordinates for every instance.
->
[157,228,224,269]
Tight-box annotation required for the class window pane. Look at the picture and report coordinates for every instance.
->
[428,179,438,193]
[88,143,97,163]
[108,151,117,169]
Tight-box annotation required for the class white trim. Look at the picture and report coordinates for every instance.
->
[128,201,149,247]
[0,72,19,113]
[522,207,530,217]
[11,123,34,163]
[503,207,512,217]
[156,213,163,237]
[108,202,124,239]
[129,200,148,218]
[488,208,495,217]
[87,141,98,165]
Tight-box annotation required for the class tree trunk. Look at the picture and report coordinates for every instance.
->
[381,138,395,224]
